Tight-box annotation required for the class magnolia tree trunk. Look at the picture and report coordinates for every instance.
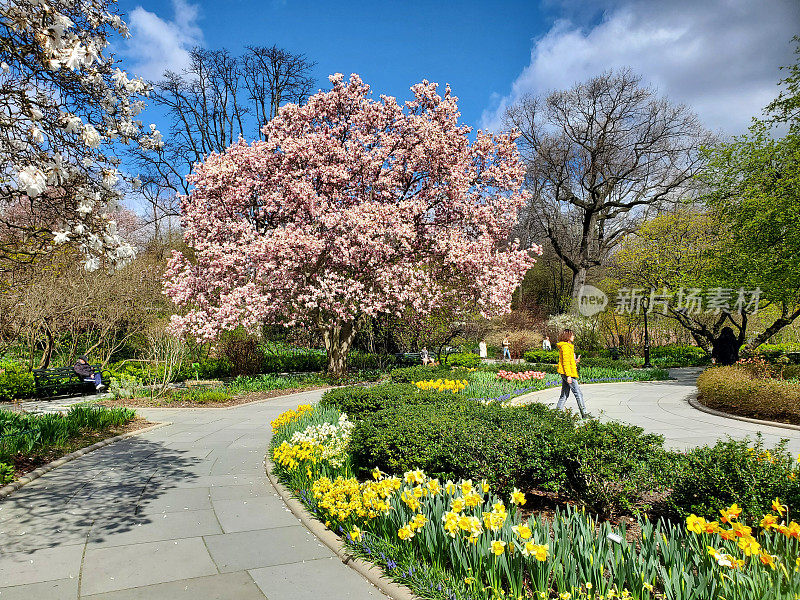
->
[321,321,357,378]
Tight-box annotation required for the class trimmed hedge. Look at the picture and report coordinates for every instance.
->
[697,365,800,424]
[348,398,669,516]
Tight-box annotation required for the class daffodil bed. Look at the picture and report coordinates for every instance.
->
[269,404,800,600]
[410,366,669,405]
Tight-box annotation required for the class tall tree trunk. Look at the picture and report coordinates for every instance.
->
[570,266,588,312]
[321,320,357,378]
[38,321,54,369]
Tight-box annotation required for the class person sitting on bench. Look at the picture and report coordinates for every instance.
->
[73,356,106,391]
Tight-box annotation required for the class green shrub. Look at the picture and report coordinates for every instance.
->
[0,462,14,485]
[666,435,800,523]
[445,352,481,368]
[177,357,233,381]
[752,343,791,361]
[697,365,800,424]
[0,361,34,401]
[262,351,326,373]
[523,349,559,364]
[349,400,670,514]
[320,383,451,421]
[186,390,231,403]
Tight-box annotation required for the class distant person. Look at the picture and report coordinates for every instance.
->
[711,327,741,366]
[73,356,105,391]
[542,335,552,351]
[478,341,487,359]
[420,347,430,366]
[502,335,511,360]
[556,329,587,418]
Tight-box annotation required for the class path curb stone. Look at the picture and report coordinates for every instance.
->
[0,421,170,499]
[689,396,800,433]
[264,455,419,600]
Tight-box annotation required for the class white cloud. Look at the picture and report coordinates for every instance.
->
[125,0,203,81]
[481,0,800,135]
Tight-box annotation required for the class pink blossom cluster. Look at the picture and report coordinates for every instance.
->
[496,370,546,382]
[164,73,541,342]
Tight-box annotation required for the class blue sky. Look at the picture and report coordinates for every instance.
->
[115,0,800,139]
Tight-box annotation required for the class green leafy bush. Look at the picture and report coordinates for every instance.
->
[349,400,670,514]
[0,462,14,485]
[445,352,481,368]
[650,345,708,365]
[697,365,800,424]
[185,389,231,403]
[523,349,559,364]
[262,350,326,373]
[666,435,800,523]
[320,383,451,421]
[0,361,34,401]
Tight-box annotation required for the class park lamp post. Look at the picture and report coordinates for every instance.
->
[642,295,652,368]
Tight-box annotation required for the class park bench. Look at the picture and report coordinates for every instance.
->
[32,365,110,399]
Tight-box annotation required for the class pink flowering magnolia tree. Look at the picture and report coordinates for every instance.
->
[164,74,540,376]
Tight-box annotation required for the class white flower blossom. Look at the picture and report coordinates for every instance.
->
[84,256,101,272]
[81,124,101,148]
[52,230,70,244]
[17,166,47,197]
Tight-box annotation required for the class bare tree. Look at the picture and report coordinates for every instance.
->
[130,45,316,218]
[242,45,316,131]
[504,69,712,307]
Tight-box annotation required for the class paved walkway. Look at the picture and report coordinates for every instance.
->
[1,371,798,599]
[512,368,800,454]
[0,389,387,600]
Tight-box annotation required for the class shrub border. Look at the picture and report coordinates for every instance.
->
[0,420,171,499]
[263,453,419,600]
[689,396,800,432]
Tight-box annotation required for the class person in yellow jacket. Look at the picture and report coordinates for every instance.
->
[556,329,587,418]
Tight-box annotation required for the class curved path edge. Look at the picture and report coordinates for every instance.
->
[0,421,171,499]
[688,396,800,433]
[263,454,419,600]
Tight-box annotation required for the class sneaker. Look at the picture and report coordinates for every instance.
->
[96,384,107,392]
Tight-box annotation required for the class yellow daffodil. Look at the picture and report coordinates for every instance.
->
[511,488,526,506]
[511,523,532,540]
[772,498,786,516]
[761,514,778,529]
[489,539,506,556]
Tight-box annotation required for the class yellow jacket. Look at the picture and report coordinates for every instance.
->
[557,341,578,378]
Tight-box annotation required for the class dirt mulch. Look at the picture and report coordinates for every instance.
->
[7,417,156,479]
[96,385,330,409]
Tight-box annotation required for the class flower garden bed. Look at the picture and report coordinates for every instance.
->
[697,365,800,425]
[267,387,800,599]
[0,405,142,484]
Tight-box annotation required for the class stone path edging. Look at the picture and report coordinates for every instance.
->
[0,421,170,499]
[688,396,800,433]
[263,454,419,600]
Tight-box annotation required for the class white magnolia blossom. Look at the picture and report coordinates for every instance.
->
[1,0,163,271]
[17,165,47,197]
[52,230,70,244]
[81,124,102,148]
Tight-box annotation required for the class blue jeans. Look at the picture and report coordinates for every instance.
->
[83,374,102,388]
[556,374,586,417]
[502,347,511,360]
